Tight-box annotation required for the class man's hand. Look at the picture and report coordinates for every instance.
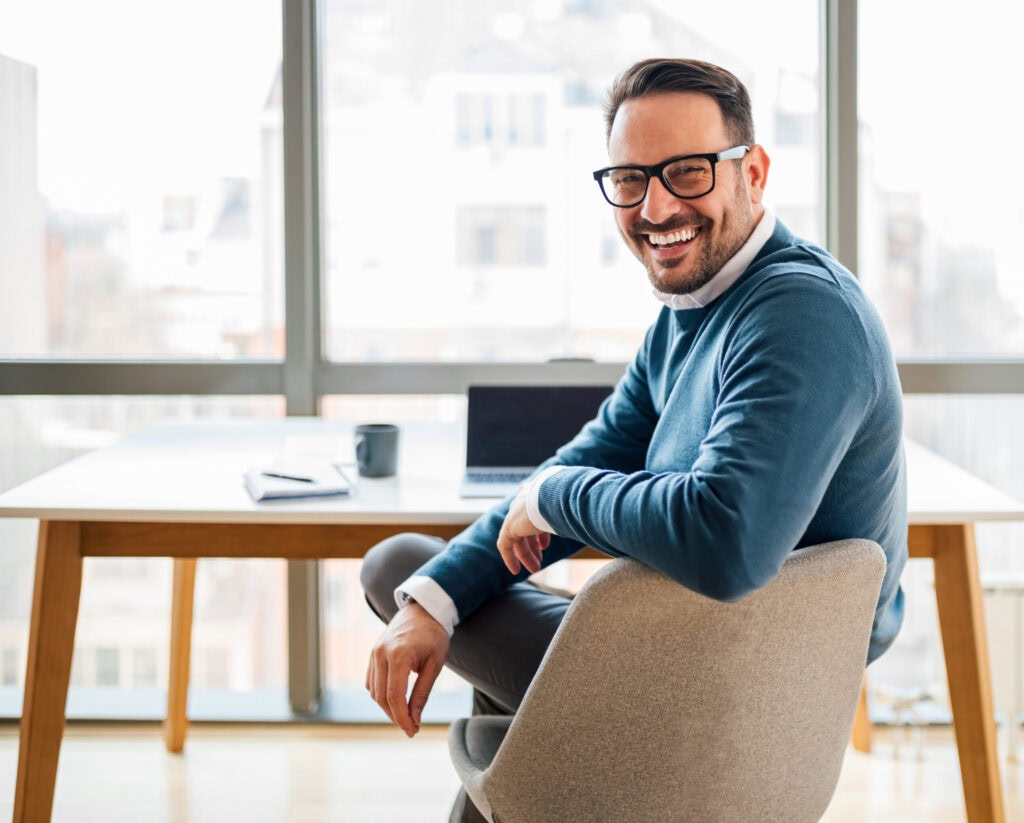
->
[496,490,551,575]
[366,602,449,737]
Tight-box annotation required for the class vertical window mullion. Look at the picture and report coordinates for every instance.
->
[282,0,323,715]
[823,0,859,273]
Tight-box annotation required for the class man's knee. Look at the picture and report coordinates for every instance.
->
[360,532,446,622]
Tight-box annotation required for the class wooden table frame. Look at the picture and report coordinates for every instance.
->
[12,518,1007,823]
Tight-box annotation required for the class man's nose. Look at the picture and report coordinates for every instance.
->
[639,175,680,224]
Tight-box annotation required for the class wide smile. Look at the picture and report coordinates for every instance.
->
[643,226,701,256]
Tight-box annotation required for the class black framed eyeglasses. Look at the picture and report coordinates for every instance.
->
[592,145,750,208]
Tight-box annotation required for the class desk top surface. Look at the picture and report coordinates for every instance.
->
[0,418,1022,525]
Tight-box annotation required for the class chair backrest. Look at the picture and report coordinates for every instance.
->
[477,539,886,823]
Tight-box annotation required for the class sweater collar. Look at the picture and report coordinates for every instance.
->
[653,208,777,311]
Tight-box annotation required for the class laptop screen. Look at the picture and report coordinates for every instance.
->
[466,385,614,468]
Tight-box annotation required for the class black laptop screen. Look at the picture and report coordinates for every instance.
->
[465,385,614,468]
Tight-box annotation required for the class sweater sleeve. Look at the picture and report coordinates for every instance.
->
[537,273,876,602]
[407,330,661,622]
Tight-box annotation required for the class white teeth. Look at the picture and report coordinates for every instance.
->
[649,227,698,245]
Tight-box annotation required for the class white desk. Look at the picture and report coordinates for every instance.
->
[1,420,1023,823]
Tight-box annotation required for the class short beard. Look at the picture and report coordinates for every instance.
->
[646,250,719,295]
[642,176,753,295]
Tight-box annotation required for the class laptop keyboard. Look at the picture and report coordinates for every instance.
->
[466,470,532,484]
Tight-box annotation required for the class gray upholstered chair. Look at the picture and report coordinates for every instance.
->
[448,539,886,823]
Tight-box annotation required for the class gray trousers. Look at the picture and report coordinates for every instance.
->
[359,532,573,715]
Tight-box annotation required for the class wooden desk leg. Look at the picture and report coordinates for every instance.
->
[932,523,1005,823]
[165,557,197,754]
[13,521,84,823]
[851,676,872,752]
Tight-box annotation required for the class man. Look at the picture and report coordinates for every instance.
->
[360,57,907,821]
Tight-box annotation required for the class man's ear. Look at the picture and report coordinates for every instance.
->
[745,144,770,205]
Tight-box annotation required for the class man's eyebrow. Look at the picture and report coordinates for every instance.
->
[607,151,702,167]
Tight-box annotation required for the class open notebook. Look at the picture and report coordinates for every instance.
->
[244,461,353,502]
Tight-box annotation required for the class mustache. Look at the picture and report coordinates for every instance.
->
[631,216,710,235]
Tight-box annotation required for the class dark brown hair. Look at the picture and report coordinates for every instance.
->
[603,58,755,146]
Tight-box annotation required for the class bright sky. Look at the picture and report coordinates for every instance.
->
[858,0,1024,308]
[860,0,1019,208]
[0,0,281,211]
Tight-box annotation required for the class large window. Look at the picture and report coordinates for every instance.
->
[0,0,283,359]
[858,0,1024,357]
[2,0,1024,725]
[320,0,822,363]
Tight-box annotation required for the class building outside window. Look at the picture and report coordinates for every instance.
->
[455,91,546,147]
[95,648,120,688]
[1,648,17,687]
[132,648,158,689]
[320,0,822,363]
[456,205,546,266]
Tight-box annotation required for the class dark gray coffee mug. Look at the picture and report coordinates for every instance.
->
[354,423,400,477]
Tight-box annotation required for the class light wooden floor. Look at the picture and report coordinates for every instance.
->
[2,723,1024,821]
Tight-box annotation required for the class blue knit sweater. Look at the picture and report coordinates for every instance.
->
[418,220,907,663]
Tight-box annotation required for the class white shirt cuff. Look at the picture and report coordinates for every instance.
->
[394,575,458,636]
[525,465,567,534]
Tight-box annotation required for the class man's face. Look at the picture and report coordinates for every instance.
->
[607,92,768,295]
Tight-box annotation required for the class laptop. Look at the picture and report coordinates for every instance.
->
[459,384,615,498]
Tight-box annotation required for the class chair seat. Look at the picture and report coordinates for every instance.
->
[449,715,513,820]
[450,715,512,775]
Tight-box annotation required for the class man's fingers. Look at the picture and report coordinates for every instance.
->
[368,646,415,735]
[497,531,522,574]
[385,658,416,737]
[409,656,443,729]
[500,527,551,574]
[369,650,397,727]
[514,537,542,573]
[527,534,546,567]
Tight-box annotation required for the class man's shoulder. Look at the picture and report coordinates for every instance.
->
[749,240,852,286]
[715,237,887,355]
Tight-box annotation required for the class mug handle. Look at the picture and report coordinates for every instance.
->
[355,435,367,465]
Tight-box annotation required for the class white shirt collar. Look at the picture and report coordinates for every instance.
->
[653,208,777,310]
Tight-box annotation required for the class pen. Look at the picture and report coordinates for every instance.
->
[261,471,316,483]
